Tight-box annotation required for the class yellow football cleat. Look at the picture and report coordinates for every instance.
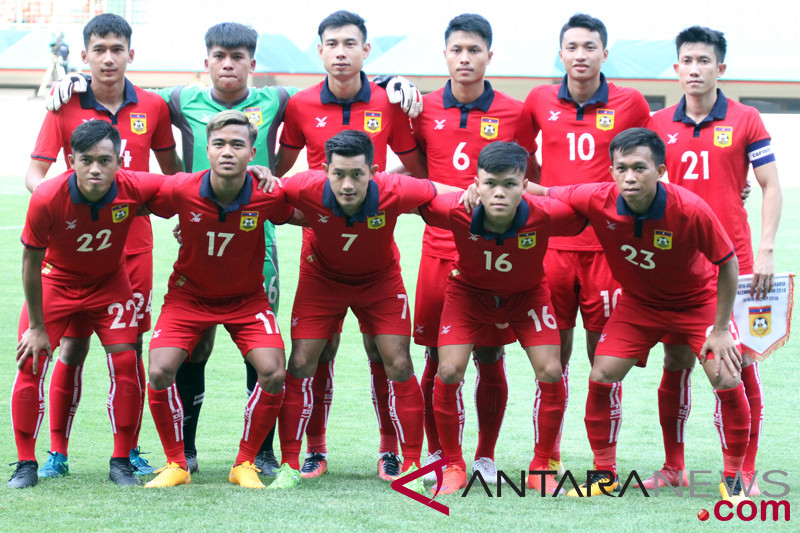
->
[144,462,191,488]
[566,472,618,497]
[720,477,750,504]
[229,461,265,489]
[548,458,566,479]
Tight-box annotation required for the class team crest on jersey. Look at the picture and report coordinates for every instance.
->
[596,109,615,131]
[112,204,130,223]
[130,113,147,135]
[364,111,382,133]
[480,117,499,140]
[518,232,536,249]
[367,211,386,229]
[240,211,258,231]
[714,126,733,148]
[749,306,771,337]
[244,107,263,126]
[653,229,672,250]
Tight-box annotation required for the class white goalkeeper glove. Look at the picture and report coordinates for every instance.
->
[46,73,90,111]
[377,75,423,118]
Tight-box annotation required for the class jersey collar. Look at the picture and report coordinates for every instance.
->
[672,89,728,125]
[557,73,609,107]
[469,200,530,244]
[322,178,380,226]
[320,71,371,105]
[616,181,667,220]
[68,171,119,222]
[79,78,139,114]
[208,87,252,109]
[199,170,254,213]
[442,80,495,112]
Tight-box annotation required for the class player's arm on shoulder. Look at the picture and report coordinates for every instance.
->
[25,159,53,193]
[548,198,589,237]
[700,255,741,376]
[274,145,302,178]
[18,247,52,372]
[525,181,548,196]
[751,160,782,299]
[397,148,429,180]
[155,148,182,175]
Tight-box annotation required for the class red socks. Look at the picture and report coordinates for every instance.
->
[48,359,83,456]
[473,356,508,461]
[584,379,622,475]
[714,384,751,478]
[235,385,283,465]
[148,382,187,469]
[550,364,569,462]
[11,354,50,461]
[420,352,441,455]
[278,372,313,469]
[106,350,141,458]
[657,367,693,470]
[130,355,146,450]
[305,361,333,454]
[432,376,466,471]
[530,378,566,470]
[740,362,763,474]
[388,375,424,469]
[370,361,399,455]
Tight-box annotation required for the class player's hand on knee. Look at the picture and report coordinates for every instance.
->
[17,327,53,374]
[701,327,741,377]
[46,73,90,111]
[375,75,423,118]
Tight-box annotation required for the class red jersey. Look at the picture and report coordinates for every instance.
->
[279,72,417,171]
[147,171,293,301]
[31,80,175,255]
[21,169,162,285]
[282,171,436,283]
[524,75,651,251]
[647,91,775,273]
[549,182,735,308]
[413,81,537,259]
[420,192,586,296]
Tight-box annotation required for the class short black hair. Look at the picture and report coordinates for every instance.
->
[559,13,607,49]
[609,128,666,167]
[477,142,528,175]
[325,130,374,167]
[83,13,132,48]
[70,120,121,156]
[318,10,367,43]
[675,25,727,63]
[205,22,259,58]
[445,13,492,48]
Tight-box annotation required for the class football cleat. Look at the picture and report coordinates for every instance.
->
[422,450,444,482]
[471,457,498,484]
[6,461,38,489]
[255,449,280,477]
[549,458,566,479]
[300,452,327,479]
[184,451,199,474]
[229,461,265,489]
[720,476,750,504]
[527,471,565,496]
[742,471,761,497]
[109,457,140,486]
[634,465,689,489]
[38,451,70,478]
[566,471,619,497]
[129,447,156,476]
[267,464,301,490]
[144,462,191,488]
[394,464,425,494]
[378,452,402,481]
[432,466,468,495]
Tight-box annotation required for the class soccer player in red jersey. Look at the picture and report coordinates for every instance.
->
[143,111,301,489]
[24,14,179,480]
[9,120,163,489]
[419,142,586,495]
[274,11,428,480]
[538,128,750,503]
[644,26,782,494]
[411,13,538,484]
[272,130,454,491]
[522,14,651,473]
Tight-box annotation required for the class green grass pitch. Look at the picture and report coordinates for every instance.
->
[0,179,797,532]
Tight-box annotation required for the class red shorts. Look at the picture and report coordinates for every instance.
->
[413,254,516,347]
[18,269,138,348]
[63,250,153,337]
[438,284,559,348]
[291,265,410,339]
[596,296,741,367]
[150,292,283,356]
[544,249,621,332]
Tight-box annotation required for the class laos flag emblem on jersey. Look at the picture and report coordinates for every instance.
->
[245,107,263,126]
[368,211,386,229]
[749,306,771,337]
[364,111,382,133]
[596,109,614,131]
[112,204,130,223]
[131,113,147,135]
[480,117,499,140]
[518,232,536,249]
[653,230,672,250]
[714,126,733,148]
[240,211,258,231]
